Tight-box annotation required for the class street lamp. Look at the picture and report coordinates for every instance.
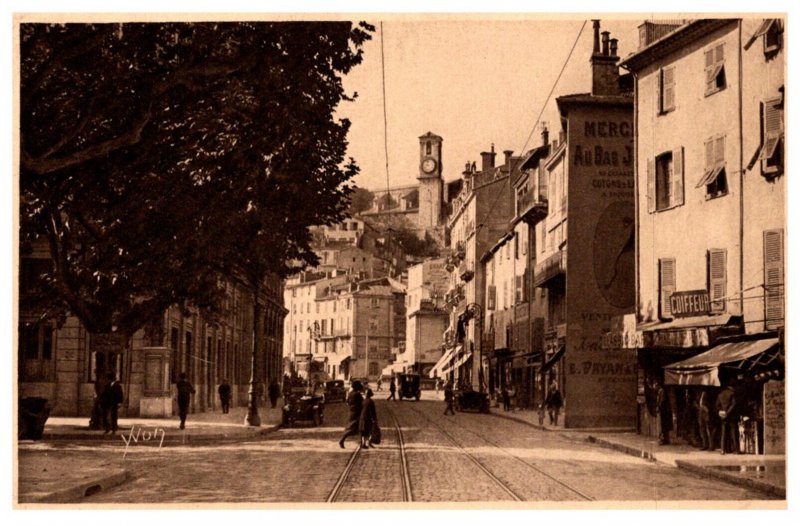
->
[463,302,484,393]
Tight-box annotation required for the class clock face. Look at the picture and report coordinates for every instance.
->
[422,158,437,174]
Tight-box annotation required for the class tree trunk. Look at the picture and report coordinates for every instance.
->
[87,332,129,429]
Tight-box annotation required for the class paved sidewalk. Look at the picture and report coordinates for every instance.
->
[487,407,785,499]
[40,405,283,444]
[18,405,284,504]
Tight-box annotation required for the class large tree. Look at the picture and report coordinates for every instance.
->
[19,22,373,421]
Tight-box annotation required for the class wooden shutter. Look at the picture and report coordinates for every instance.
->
[672,146,684,207]
[764,230,784,329]
[708,249,727,313]
[659,258,676,319]
[714,135,725,166]
[656,68,663,114]
[704,48,716,93]
[663,67,675,111]
[704,138,714,172]
[488,285,496,310]
[760,97,784,169]
[647,158,656,213]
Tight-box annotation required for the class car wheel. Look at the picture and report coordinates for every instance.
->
[415,393,420,401]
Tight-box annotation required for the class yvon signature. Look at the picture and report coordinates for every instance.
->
[121,426,166,459]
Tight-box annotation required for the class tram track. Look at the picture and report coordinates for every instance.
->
[403,402,594,501]
[326,403,413,503]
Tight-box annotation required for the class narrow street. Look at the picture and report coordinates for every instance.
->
[18,398,775,504]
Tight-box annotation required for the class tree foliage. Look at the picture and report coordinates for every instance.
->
[346,186,375,216]
[19,22,373,336]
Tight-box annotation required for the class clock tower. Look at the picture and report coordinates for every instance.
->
[417,131,443,234]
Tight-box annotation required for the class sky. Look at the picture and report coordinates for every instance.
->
[338,16,642,192]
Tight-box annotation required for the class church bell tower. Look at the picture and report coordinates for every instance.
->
[417,132,443,234]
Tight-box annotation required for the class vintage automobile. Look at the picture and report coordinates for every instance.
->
[455,388,490,413]
[397,373,421,401]
[323,380,346,403]
[282,394,325,427]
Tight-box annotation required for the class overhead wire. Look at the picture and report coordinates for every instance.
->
[474,20,588,238]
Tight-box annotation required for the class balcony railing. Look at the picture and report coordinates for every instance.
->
[533,249,567,287]
[516,190,548,225]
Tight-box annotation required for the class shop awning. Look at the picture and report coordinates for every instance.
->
[382,362,407,377]
[664,337,779,386]
[542,346,565,372]
[429,345,459,378]
[453,351,473,370]
[638,314,731,332]
[326,354,351,367]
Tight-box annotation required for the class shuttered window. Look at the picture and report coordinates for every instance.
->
[488,285,496,310]
[650,148,684,212]
[657,66,676,114]
[704,43,726,96]
[708,249,727,313]
[760,96,784,176]
[659,258,676,319]
[764,230,784,329]
[698,135,728,198]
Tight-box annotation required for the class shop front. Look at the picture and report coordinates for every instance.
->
[663,335,783,455]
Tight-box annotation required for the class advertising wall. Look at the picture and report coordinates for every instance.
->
[563,102,638,428]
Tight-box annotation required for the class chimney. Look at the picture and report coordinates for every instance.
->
[463,162,472,177]
[503,149,514,168]
[590,20,621,96]
[592,20,601,55]
[541,125,549,148]
[480,144,496,172]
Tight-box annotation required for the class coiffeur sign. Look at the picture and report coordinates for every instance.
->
[669,290,710,318]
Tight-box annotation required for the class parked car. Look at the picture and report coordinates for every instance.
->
[323,380,346,403]
[282,394,324,427]
[397,373,421,400]
[455,389,490,413]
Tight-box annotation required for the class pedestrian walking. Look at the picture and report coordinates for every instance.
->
[435,378,440,395]
[508,384,516,411]
[218,378,231,414]
[268,378,280,408]
[176,372,196,430]
[360,388,378,448]
[501,385,510,412]
[387,379,396,401]
[339,381,364,448]
[377,378,382,392]
[654,379,672,445]
[101,371,124,434]
[716,384,738,454]
[443,380,455,415]
[545,381,563,425]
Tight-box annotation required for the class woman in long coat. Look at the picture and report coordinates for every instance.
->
[338,381,363,448]
[359,388,378,448]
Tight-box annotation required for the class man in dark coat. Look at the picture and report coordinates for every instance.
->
[268,379,281,408]
[387,378,396,401]
[101,371,124,434]
[443,380,455,416]
[545,381,563,425]
[359,388,378,448]
[176,372,196,430]
[716,385,738,454]
[654,379,672,445]
[218,379,232,414]
[339,381,364,448]
[695,389,714,450]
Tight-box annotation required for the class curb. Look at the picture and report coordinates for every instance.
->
[20,469,129,504]
[587,435,785,498]
[490,411,636,436]
[587,435,657,462]
[674,460,785,499]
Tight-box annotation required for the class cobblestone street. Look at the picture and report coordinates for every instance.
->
[17,399,777,504]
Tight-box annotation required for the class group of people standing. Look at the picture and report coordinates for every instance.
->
[651,378,760,454]
[338,380,380,449]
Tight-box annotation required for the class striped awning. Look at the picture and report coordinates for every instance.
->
[664,338,779,386]
[429,345,460,378]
